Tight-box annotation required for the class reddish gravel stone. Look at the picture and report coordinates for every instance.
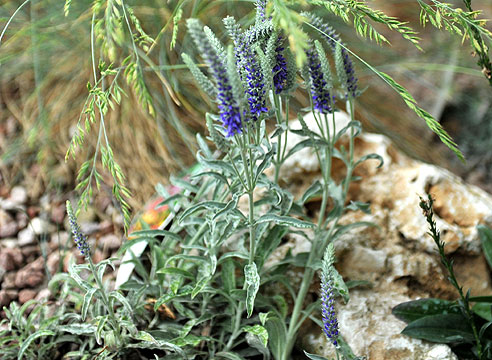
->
[0,248,23,271]
[0,289,18,306]
[15,270,44,288]
[47,253,60,275]
[16,212,29,229]
[0,290,11,307]
[0,210,18,238]
[15,257,45,288]
[2,272,16,289]
[35,288,51,302]
[21,245,39,262]
[93,249,105,264]
[50,203,66,224]
[27,206,40,218]
[18,289,37,304]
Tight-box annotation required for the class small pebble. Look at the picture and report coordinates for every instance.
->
[100,234,122,251]
[47,252,60,275]
[35,288,51,302]
[0,210,18,238]
[2,272,16,289]
[50,203,66,224]
[18,227,36,246]
[30,217,54,235]
[80,222,101,235]
[18,289,37,304]
[26,206,40,218]
[0,248,23,271]
[0,238,17,248]
[0,198,18,211]
[0,289,17,307]
[15,270,44,288]
[8,186,27,205]
[16,212,28,228]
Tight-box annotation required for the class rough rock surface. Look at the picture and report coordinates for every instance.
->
[278,112,492,359]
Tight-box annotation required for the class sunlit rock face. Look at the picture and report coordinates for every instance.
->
[276,112,492,359]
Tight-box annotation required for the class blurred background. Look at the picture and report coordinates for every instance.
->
[0,0,491,215]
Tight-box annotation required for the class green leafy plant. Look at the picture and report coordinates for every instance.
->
[393,195,492,360]
[111,2,379,358]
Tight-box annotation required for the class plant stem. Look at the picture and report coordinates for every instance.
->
[282,111,334,360]
[343,100,355,197]
[273,93,283,183]
[420,195,483,359]
[225,129,257,352]
[88,258,122,345]
[248,190,256,265]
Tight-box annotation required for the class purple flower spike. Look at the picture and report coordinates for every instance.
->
[244,52,268,118]
[273,36,288,94]
[321,268,339,346]
[304,12,358,98]
[188,20,243,136]
[256,0,268,23]
[306,46,333,114]
[66,201,91,258]
[342,50,357,98]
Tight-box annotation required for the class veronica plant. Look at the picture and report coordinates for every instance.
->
[163,2,380,359]
[62,201,188,358]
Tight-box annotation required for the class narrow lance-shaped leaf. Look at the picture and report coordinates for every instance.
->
[245,263,260,317]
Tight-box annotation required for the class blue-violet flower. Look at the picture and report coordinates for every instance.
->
[255,0,268,23]
[305,13,358,98]
[273,36,288,94]
[66,200,91,258]
[243,48,268,118]
[306,46,333,114]
[321,267,339,346]
[188,20,242,136]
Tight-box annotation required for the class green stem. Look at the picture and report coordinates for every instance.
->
[248,190,255,265]
[421,195,483,359]
[88,258,122,344]
[225,130,257,352]
[225,297,244,350]
[343,100,355,197]
[273,93,283,183]
[283,111,334,360]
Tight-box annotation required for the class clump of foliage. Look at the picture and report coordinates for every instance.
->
[393,195,492,360]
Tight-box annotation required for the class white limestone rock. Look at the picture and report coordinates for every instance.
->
[278,111,492,359]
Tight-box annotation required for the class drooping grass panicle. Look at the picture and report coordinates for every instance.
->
[302,12,340,49]
[321,243,339,347]
[187,19,243,136]
[66,200,91,258]
[306,45,333,114]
